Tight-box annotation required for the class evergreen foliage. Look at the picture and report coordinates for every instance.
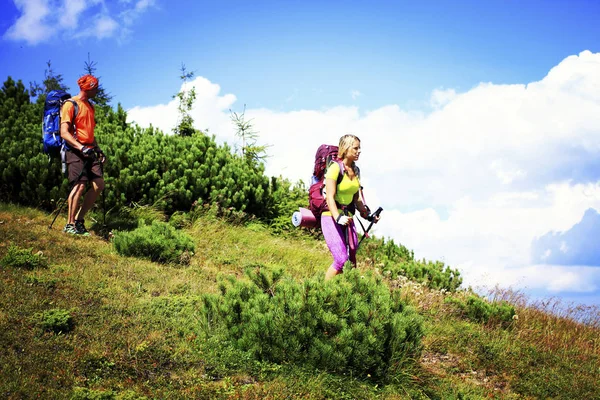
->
[446,294,516,327]
[203,266,423,380]
[0,244,48,270]
[0,77,68,208]
[230,105,270,166]
[112,221,195,264]
[96,125,272,216]
[361,237,462,292]
[173,64,196,137]
[35,308,74,334]
[0,75,278,219]
[265,176,308,234]
[83,54,113,107]
[28,60,69,99]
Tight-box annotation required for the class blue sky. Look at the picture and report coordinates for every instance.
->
[2,0,600,308]
[3,1,599,112]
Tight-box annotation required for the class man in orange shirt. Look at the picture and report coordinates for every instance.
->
[60,74,106,236]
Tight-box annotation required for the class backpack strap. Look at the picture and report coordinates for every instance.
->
[62,99,79,149]
[331,160,360,185]
[330,160,361,216]
[65,99,79,129]
[334,160,345,185]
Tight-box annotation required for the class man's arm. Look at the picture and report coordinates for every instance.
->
[60,104,84,152]
[60,122,85,151]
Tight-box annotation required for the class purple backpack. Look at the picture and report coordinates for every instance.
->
[308,144,345,226]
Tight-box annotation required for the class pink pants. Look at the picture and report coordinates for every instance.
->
[321,215,358,271]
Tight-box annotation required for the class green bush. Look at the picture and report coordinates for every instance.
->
[359,237,462,292]
[25,275,58,290]
[446,294,515,327]
[391,259,462,292]
[112,221,195,264]
[0,77,278,220]
[167,210,191,229]
[360,237,415,264]
[0,244,48,270]
[202,266,423,380]
[35,308,74,333]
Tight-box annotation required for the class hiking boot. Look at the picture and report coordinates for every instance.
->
[74,220,91,236]
[63,223,77,234]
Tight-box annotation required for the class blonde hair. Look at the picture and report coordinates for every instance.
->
[338,134,360,160]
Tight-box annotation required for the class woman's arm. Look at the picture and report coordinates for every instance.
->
[325,177,340,220]
[354,191,370,218]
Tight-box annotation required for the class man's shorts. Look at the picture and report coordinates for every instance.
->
[66,150,103,184]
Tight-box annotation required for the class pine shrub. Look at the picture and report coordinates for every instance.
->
[446,294,516,327]
[35,308,74,334]
[0,244,48,270]
[112,221,195,264]
[203,265,423,380]
[360,238,462,292]
[383,258,462,292]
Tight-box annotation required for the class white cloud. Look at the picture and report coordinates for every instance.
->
[59,0,88,29]
[430,87,457,109]
[93,14,119,38]
[135,0,155,12]
[4,0,155,45]
[127,51,600,301]
[4,0,52,44]
[351,90,361,100]
[490,159,526,185]
[127,76,237,141]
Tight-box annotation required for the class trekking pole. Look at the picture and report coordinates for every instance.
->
[344,225,350,257]
[99,158,107,230]
[48,152,87,230]
[357,207,383,250]
[48,194,68,229]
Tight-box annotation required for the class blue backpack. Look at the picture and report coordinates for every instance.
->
[42,90,78,157]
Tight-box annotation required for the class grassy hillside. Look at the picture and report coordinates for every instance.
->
[1,203,598,399]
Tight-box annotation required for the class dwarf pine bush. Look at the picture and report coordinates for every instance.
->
[112,221,195,264]
[360,238,462,292]
[203,266,423,380]
[35,308,74,334]
[0,244,48,270]
[446,294,516,327]
[383,259,462,292]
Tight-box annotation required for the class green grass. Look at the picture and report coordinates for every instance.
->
[0,203,598,399]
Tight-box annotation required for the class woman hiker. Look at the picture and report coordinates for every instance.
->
[322,134,379,280]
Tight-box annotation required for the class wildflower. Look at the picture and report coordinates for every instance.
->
[512,314,519,320]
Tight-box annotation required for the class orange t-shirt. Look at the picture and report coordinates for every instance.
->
[60,95,96,145]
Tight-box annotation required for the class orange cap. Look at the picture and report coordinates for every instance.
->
[78,74,99,91]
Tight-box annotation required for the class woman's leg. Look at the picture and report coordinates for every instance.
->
[321,215,349,280]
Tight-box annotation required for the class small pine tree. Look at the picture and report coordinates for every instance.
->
[230,105,269,166]
[173,64,196,136]
[29,60,69,99]
[83,53,112,106]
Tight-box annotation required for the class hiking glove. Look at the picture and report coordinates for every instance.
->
[360,206,371,219]
[81,146,95,158]
[95,147,106,163]
[336,215,350,226]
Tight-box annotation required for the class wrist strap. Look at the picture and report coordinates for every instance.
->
[336,214,342,223]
